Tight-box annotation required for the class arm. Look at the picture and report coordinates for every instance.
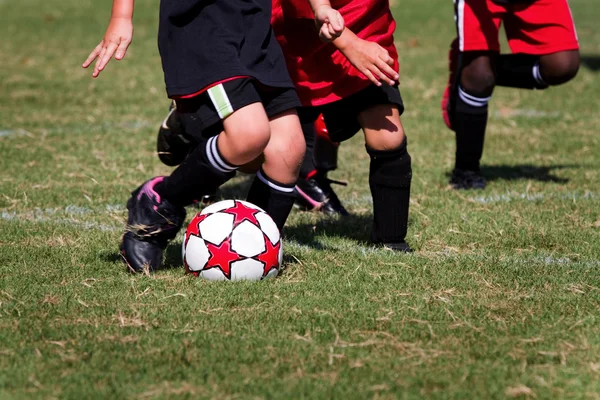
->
[307,0,344,42]
[82,0,135,78]
[333,29,399,86]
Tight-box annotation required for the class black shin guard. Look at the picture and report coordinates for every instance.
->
[367,139,412,244]
[496,54,548,90]
[314,131,339,172]
[299,120,318,179]
[156,135,236,207]
[246,169,297,231]
[454,86,489,172]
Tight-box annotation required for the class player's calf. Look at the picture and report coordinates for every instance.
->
[366,138,412,252]
[360,104,412,252]
[247,110,305,230]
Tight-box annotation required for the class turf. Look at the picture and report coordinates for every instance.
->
[1,0,599,398]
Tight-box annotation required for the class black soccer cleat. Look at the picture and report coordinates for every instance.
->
[120,176,186,273]
[157,101,195,167]
[295,172,350,216]
[382,241,414,253]
[449,168,487,190]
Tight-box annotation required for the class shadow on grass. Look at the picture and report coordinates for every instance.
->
[444,164,577,183]
[581,55,600,72]
[479,164,577,183]
[284,213,373,250]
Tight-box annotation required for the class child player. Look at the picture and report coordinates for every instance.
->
[82,0,344,272]
[442,0,580,189]
[157,0,410,231]
[274,0,414,251]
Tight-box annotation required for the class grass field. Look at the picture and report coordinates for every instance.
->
[1,0,600,398]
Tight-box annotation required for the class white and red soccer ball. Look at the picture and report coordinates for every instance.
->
[182,200,282,281]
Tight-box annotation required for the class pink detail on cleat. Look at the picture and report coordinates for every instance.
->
[138,176,165,203]
[295,185,322,209]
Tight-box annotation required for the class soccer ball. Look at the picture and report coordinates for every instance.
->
[182,200,282,281]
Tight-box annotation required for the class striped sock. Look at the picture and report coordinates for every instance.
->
[454,86,490,172]
[246,169,296,231]
[156,134,236,207]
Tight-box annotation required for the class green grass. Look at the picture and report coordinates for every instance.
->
[1,0,600,398]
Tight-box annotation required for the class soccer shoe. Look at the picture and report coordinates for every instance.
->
[441,39,459,131]
[449,168,487,190]
[157,101,194,167]
[120,177,186,273]
[382,242,414,253]
[295,172,350,216]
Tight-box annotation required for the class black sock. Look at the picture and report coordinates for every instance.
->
[367,138,412,244]
[246,169,297,231]
[314,128,339,173]
[156,135,236,207]
[454,85,490,172]
[496,54,548,90]
[299,119,317,179]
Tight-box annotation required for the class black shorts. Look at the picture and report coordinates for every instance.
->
[298,84,405,143]
[175,78,301,140]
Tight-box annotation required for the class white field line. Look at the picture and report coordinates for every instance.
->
[338,191,597,208]
[0,120,156,140]
[492,109,561,119]
[0,204,126,232]
[470,191,597,204]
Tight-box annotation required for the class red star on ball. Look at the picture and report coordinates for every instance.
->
[204,236,245,279]
[254,234,281,277]
[223,201,261,228]
[185,212,211,244]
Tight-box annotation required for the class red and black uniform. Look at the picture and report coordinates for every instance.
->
[273,0,412,248]
[455,0,579,54]
[272,0,404,142]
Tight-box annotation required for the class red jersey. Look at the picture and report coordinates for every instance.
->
[271,0,399,107]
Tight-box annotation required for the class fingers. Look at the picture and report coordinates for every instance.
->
[319,25,335,42]
[82,42,103,69]
[361,68,381,87]
[97,41,119,72]
[330,11,344,34]
[115,38,131,60]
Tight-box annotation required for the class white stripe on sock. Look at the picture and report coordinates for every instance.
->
[458,86,490,107]
[257,170,295,193]
[210,136,236,171]
[206,136,236,173]
[532,62,547,86]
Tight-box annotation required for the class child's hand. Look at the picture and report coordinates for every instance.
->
[340,37,399,86]
[313,6,344,42]
[82,17,133,78]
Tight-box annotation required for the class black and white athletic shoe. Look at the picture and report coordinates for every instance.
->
[295,173,350,216]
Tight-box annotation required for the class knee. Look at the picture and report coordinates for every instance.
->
[540,50,580,85]
[225,122,271,158]
[461,55,496,95]
[267,129,306,165]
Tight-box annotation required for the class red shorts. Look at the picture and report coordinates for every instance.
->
[455,0,579,54]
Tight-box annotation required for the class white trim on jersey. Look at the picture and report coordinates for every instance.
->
[456,0,465,52]
[207,84,234,120]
